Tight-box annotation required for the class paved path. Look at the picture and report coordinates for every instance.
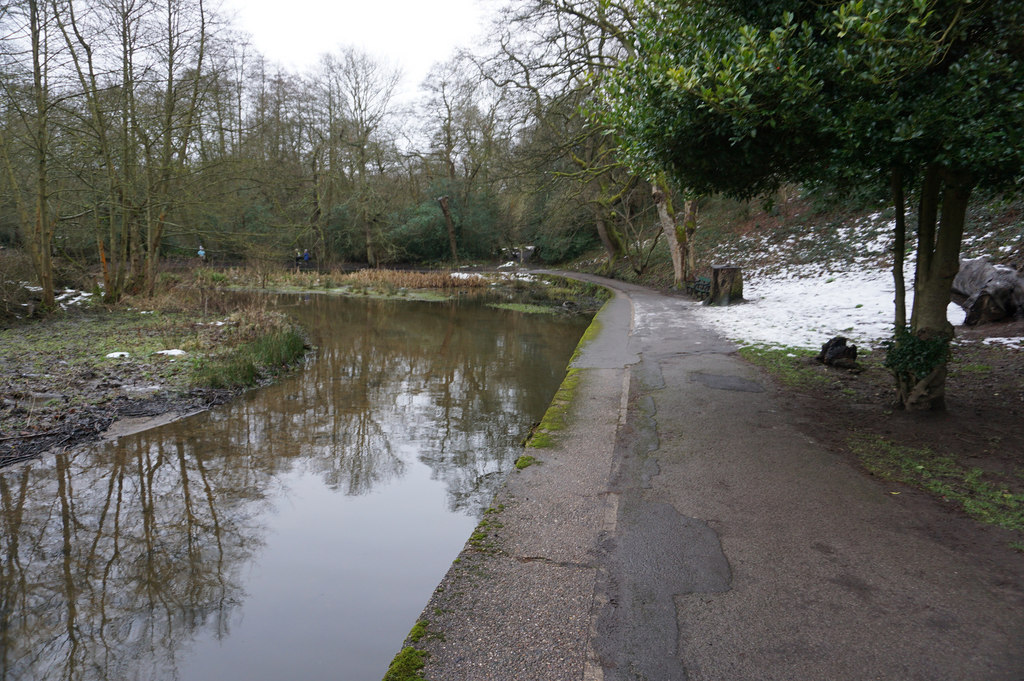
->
[407,274,1024,681]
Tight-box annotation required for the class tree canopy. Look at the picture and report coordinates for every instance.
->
[604,0,1024,196]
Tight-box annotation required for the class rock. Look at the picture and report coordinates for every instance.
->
[953,256,1024,325]
[817,336,858,369]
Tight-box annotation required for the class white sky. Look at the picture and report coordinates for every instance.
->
[219,0,491,98]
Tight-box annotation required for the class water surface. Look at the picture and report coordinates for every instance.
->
[0,294,589,681]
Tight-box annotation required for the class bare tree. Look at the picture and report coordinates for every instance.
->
[0,0,59,308]
[332,47,400,266]
[420,57,512,262]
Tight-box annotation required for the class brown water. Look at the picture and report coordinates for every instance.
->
[0,294,590,681]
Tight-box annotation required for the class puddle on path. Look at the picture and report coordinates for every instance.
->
[0,294,589,681]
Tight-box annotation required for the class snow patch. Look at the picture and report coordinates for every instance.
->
[691,266,970,350]
[982,337,1024,349]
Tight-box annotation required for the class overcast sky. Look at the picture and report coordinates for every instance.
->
[219,0,491,97]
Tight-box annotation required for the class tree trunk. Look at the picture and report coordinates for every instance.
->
[652,176,683,287]
[682,199,698,280]
[145,212,166,296]
[437,195,458,263]
[891,167,907,329]
[28,0,55,310]
[365,217,377,268]
[594,205,624,273]
[894,165,972,411]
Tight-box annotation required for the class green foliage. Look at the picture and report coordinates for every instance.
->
[601,0,1024,407]
[850,434,1024,532]
[388,186,508,264]
[392,202,451,262]
[532,222,602,264]
[195,268,229,285]
[602,0,1024,196]
[883,326,950,382]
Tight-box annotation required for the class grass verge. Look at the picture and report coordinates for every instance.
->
[737,344,838,389]
[849,434,1024,532]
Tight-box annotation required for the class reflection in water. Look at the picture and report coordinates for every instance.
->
[0,294,588,681]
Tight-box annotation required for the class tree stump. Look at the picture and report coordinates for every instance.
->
[708,265,743,306]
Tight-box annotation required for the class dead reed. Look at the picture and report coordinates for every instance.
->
[337,269,488,290]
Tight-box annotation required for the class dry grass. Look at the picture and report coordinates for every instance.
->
[198,266,490,292]
[337,269,488,290]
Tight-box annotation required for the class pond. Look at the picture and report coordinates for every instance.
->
[0,293,590,681]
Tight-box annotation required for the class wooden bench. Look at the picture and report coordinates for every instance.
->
[686,276,712,298]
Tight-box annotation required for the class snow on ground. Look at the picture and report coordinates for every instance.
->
[56,289,93,308]
[680,203,1024,351]
[982,337,1024,349]
[689,264,968,350]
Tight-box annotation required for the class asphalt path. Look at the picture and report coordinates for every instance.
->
[406,273,1024,681]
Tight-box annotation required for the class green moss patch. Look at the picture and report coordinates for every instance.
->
[570,314,604,365]
[515,455,538,469]
[382,647,428,681]
[526,368,581,449]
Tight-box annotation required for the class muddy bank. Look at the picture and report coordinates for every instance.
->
[1,378,238,467]
[0,304,292,468]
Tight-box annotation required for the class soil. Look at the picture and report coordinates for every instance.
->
[763,318,1024,552]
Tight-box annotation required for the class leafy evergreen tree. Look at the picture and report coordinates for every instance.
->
[603,0,1024,409]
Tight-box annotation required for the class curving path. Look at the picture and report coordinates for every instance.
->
[405,273,1024,681]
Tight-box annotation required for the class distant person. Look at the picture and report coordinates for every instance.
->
[295,249,302,265]
[198,245,206,262]
[303,249,311,263]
